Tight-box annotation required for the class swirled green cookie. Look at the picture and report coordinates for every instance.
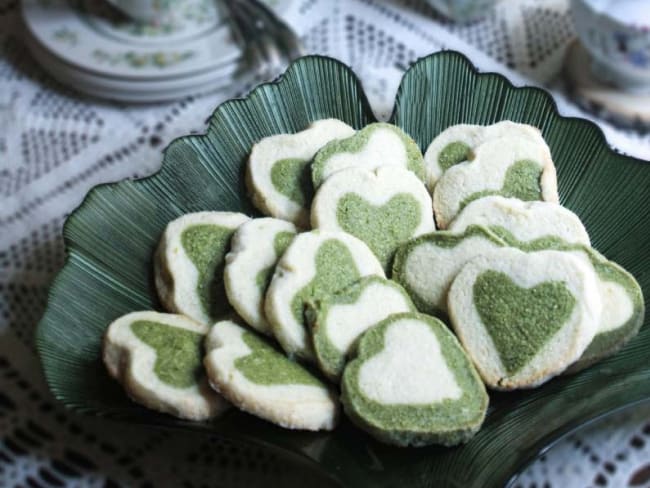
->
[224,218,296,335]
[204,318,339,431]
[341,312,488,447]
[392,226,505,316]
[308,276,417,381]
[154,212,250,325]
[265,230,385,362]
[311,122,425,189]
[246,119,355,227]
[103,311,229,420]
[433,135,558,228]
[447,248,601,390]
[310,166,435,271]
[423,121,545,191]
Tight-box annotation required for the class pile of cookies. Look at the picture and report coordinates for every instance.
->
[102,119,644,447]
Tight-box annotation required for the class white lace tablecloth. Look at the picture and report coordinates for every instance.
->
[1,0,649,486]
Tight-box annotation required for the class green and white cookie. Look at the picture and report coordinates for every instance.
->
[308,276,417,381]
[433,135,559,228]
[224,218,297,335]
[341,312,488,447]
[447,248,601,390]
[103,311,229,420]
[154,211,250,325]
[448,196,591,247]
[392,226,505,316]
[311,122,425,189]
[265,230,385,361]
[204,318,339,431]
[423,121,545,191]
[310,166,435,271]
[246,119,355,227]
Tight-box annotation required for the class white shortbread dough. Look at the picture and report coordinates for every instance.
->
[103,311,229,421]
[246,119,355,227]
[433,135,558,228]
[203,319,339,431]
[358,318,462,404]
[264,230,385,361]
[154,211,250,325]
[224,218,296,335]
[449,196,591,246]
[447,248,601,390]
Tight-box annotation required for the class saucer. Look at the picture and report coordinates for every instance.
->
[564,41,650,130]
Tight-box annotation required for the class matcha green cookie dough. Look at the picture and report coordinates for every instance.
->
[224,218,296,335]
[154,211,250,325]
[311,166,435,271]
[447,248,601,390]
[392,226,505,316]
[433,135,558,228]
[308,276,417,381]
[265,230,385,361]
[246,119,355,227]
[311,122,425,189]
[449,196,591,247]
[423,121,546,191]
[103,311,229,420]
[204,318,339,430]
[341,312,488,447]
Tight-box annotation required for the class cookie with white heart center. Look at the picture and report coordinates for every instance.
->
[224,218,297,335]
[203,318,339,431]
[310,122,425,189]
[310,166,435,271]
[265,230,385,362]
[433,135,559,228]
[423,121,545,191]
[307,276,417,381]
[447,248,601,390]
[448,196,591,247]
[154,212,250,325]
[392,226,505,316]
[246,119,355,227]
[340,312,489,447]
[103,311,229,421]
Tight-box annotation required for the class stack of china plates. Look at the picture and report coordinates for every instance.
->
[22,0,290,102]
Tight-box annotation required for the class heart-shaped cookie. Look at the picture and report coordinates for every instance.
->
[154,211,250,325]
[311,122,425,189]
[103,311,229,420]
[448,248,601,389]
[265,230,385,361]
[203,318,339,431]
[311,166,435,271]
[341,312,488,447]
[246,119,355,227]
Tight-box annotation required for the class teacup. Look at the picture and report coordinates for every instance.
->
[571,0,650,93]
[105,0,186,25]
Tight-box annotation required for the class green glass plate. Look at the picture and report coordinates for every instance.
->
[36,52,649,487]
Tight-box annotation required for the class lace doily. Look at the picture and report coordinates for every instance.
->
[1,0,649,486]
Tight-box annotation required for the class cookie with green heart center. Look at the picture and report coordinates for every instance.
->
[203,318,339,431]
[102,311,229,420]
[447,248,601,390]
[265,230,385,361]
[224,218,296,335]
[340,312,488,447]
[154,211,250,325]
[392,226,505,316]
[433,135,558,228]
[311,122,425,189]
[307,276,417,381]
[246,119,355,227]
[311,166,435,271]
[423,121,546,191]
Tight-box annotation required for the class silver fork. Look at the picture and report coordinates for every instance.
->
[220,0,305,86]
